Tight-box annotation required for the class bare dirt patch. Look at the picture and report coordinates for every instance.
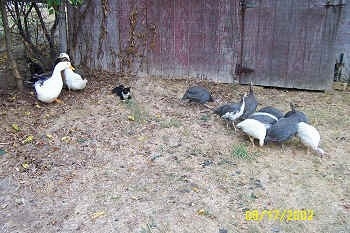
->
[1,75,349,233]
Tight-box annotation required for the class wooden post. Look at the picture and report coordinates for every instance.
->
[0,0,23,90]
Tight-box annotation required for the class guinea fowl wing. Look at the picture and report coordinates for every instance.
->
[258,106,284,119]
[265,118,298,143]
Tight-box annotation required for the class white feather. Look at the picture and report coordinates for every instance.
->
[34,61,72,103]
[297,122,324,155]
[250,112,278,121]
[237,119,266,146]
[63,69,87,90]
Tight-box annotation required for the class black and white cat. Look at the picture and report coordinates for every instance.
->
[112,84,132,101]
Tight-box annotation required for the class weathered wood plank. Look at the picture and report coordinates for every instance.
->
[240,0,340,90]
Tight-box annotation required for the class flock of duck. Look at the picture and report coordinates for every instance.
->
[27,53,324,157]
[27,53,87,103]
[182,84,325,157]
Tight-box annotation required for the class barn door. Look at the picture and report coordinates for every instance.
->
[238,0,343,90]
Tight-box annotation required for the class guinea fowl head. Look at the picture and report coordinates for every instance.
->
[249,81,254,94]
[290,102,296,112]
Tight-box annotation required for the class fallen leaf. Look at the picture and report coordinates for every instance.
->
[128,115,135,121]
[24,111,31,116]
[11,124,20,132]
[61,136,71,143]
[197,209,206,215]
[46,134,54,140]
[137,136,146,141]
[22,163,29,169]
[192,187,200,193]
[35,104,41,108]
[22,135,34,144]
[91,211,105,220]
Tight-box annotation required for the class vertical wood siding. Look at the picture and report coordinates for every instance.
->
[67,0,344,90]
[240,0,343,90]
[146,0,241,83]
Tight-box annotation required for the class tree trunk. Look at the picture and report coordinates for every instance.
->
[0,0,23,90]
[58,0,68,53]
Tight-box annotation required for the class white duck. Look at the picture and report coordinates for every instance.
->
[34,61,73,103]
[296,122,325,157]
[237,118,267,147]
[58,53,87,91]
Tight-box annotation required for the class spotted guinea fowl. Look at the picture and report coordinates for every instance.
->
[237,119,266,147]
[284,103,308,123]
[182,86,214,104]
[237,110,278,146]
[241,81,258,119]
[213,93,247,129]
[248,112,278,129]
[258,106,284,119]
[297,122,325,157]
[264,103,308,144]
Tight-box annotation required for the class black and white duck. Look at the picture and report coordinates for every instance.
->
[34,61,74,103]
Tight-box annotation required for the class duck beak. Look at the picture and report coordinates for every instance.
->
[70,65,75,71]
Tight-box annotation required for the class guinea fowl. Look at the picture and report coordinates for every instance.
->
[241,81,258,119]
[264,103,308,144]
[237,110,278,146]
[258,106,284,119]
[248,112,278,129]
[182,86,214,105]
[297,122,325,157]
[237,119,266,147]
[284,103,308,123]
[213,93,247,130]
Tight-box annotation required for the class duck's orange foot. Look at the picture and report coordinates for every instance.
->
[54,98,64,104]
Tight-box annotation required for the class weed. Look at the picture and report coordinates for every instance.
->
[160,118,181,128]
[231,144,258,160]
[125,99,148,123]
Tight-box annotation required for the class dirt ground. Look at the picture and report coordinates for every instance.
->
[0,74,349,233]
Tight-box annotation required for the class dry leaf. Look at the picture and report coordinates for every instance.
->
[11,124,20,132]
[91,211,105,220]
[192,187,200,193]
[22,135,34,144]
[46,134,54,140]
[197,209,206,215]
[22,163,29,169]
[61,136,71,143]
[24,111,31,116]
[128,115,135,121]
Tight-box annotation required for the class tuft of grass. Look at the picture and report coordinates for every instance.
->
[231,144,258,160]
[125,99,148,123]
[160,118,181,128]
[200,114,210,122]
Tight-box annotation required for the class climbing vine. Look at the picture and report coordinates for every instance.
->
[118,5,157,76]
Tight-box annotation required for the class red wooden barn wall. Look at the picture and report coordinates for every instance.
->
[146,0,241,83]
[67,0,344,90]
[240,0,344,90]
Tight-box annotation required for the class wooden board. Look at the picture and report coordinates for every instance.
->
[240,0,342,90]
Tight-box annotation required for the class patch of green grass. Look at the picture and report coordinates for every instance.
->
[231,144,258,160]
[160,118,181,128]
[200,114,210,122]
